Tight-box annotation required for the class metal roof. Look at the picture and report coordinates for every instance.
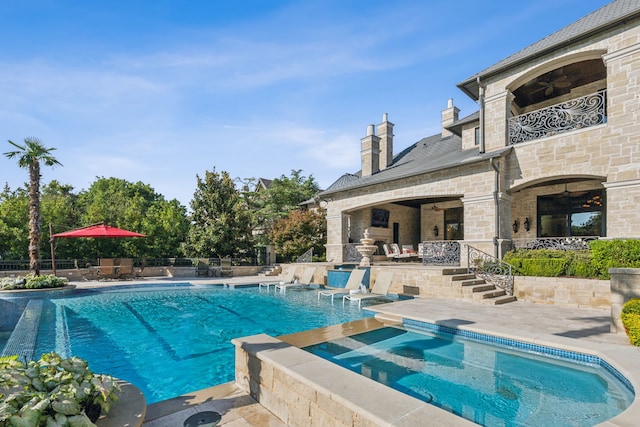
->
[458,0,640,100]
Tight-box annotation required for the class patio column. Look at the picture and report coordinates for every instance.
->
[325,210,349,263]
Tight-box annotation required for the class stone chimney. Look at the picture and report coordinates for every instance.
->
[361,124,380,177]
[441,98,460,138]
[377,113,394,171]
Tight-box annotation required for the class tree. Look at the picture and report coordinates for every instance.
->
[0,184,29,260]
[250,170,320,244]
[183,168,253,258]
[4,138,62,274]
[78,177,189,258]
[269,209,326,262]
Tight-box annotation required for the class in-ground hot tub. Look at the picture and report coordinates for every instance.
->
[327,264,369,288]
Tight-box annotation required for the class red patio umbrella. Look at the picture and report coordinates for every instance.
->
[50,222,146,274]
[52,222,147,239]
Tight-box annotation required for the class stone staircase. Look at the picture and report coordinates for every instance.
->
[258,264,281,277]
[443,268,517,305]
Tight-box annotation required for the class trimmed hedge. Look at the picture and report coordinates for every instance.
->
[621,298,640,346]
[504,239,640,279]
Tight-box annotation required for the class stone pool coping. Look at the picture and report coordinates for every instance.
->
[233,298,640,426]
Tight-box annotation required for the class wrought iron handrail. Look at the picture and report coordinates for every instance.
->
[466,245,514,295]
[295,248,314,263]
[508,90,606,145]
[511,236,598,251]
[420,241,461,266]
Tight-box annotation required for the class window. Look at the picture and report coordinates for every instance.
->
[474,127,480,146]
[537,190,604,237]
[444,207,464,240]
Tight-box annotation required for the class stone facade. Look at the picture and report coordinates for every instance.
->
[322,5,640,265]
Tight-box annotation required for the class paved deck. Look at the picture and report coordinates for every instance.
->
[67,276,640,426]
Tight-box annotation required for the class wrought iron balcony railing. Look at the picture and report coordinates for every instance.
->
[511,236,599,251]
[508,90,606,145]
[420,241,461,266]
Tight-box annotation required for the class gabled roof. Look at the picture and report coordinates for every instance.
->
[320,133,511,197]
[458,0,640,100]
[446,111,480,137]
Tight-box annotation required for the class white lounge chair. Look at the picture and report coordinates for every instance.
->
[275,267,316,293]
[343,270,394,308]
[259,269,295,290]
[318,269,366,303]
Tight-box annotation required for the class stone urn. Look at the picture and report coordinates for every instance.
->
[355,229,377,267]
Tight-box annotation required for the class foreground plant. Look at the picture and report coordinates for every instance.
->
[0,352,121,427]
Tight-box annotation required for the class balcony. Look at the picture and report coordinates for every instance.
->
[508,90,606,145]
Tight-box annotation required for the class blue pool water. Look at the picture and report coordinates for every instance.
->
[304,326,634,427]
[31,284,372,403]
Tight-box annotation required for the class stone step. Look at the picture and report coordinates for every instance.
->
[468,283,496,293]
[460,279,486,286]
[450,274,476,281]
[491,295,518,305]
[474,289,506,299]
[442,268,469,276]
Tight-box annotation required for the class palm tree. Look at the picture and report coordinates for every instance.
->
[4,138,62,275]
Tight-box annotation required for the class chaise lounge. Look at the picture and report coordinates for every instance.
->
[275,267,316,293]
[318,268,366,303]
[343,270,394,308]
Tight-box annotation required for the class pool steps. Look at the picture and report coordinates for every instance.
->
[1,299,43,361]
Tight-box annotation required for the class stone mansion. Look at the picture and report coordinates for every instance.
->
[319,0,640,265]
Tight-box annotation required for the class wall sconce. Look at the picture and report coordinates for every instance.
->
[512,219,519,233]
[524,217,530,232]
[433,225,439,237]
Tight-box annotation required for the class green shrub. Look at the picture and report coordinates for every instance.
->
[590,239,640,279]
[621,298,640,346]
[504,249,569,277]
[0,352,121,426]
[0,274,67,290]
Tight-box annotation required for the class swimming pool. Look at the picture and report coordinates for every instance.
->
[304,325,634,426]
[13,284,372,403]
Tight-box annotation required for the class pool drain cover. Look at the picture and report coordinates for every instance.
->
[184,411,222,427]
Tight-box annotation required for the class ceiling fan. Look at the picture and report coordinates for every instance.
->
[534,74,571,96]
[431,205,444,212]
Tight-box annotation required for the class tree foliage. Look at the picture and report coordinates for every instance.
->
[269,209,326,262]
[0,177,189,260]
[250,170,320,243]
[183,168,253,258]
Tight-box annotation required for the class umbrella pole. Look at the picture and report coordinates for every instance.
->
[49,223,57,276]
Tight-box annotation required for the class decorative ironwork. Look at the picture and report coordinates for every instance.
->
[420,241,461,266]
[511,236,599,251]
[466,245,514,295]
[344,243,363,263]
[509,90,606,144]
[296,248,313,263]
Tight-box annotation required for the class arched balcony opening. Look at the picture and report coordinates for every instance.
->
[508,58,607,144]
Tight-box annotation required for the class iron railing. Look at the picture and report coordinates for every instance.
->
[511,236,598,251]
[420,241,461,266]
[295,248,314,263]
[0,257,260,272]
[508,90,606,145]
[466,245,514,295]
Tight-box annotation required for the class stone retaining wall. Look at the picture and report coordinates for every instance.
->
[513,276,611,309]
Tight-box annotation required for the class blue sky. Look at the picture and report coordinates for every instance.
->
[1,0,610,207]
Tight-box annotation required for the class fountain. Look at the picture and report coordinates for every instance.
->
[355,228,378,267]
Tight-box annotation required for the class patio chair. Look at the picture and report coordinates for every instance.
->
[401,244,419,259]
[383,244,398,261]
[275,267,316,293]
[98,258,116,280]
[260,268,295,290]
[318,268,366,303]
[220,259,233,277]
[343,270,394,308]
[195,259,210,277]
[392,244,412,261]
[117,258,134,279]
